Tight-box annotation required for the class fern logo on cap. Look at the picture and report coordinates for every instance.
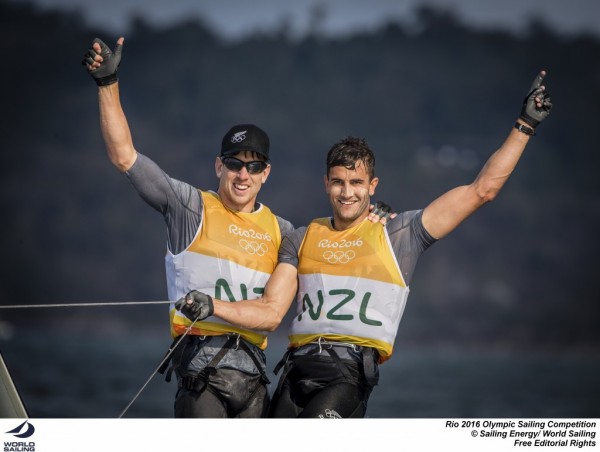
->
[221,124,270,160]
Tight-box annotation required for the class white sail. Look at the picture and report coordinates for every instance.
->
[0,352,28,418]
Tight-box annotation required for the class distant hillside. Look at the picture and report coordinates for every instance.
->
[1,2,599,347]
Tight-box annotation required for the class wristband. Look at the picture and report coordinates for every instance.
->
[514,122,536,136]
[95,73,118,86]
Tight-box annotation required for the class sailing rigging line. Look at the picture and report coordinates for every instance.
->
[117,318,198,418]
[0,301,172,309]
[0,298,191,417]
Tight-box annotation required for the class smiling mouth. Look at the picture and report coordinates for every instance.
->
[234,183,250,191]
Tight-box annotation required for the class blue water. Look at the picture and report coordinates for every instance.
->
[1,328,598,418]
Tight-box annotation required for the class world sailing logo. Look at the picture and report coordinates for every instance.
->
[5,420,35,438]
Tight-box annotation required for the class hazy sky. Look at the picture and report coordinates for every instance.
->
[18,0,600,41]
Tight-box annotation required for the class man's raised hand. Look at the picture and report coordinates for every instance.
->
[82,37,124,86]
[519,70,552,128]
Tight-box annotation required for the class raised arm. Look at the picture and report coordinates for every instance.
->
[422,70,552,239]
[82,37,137,172]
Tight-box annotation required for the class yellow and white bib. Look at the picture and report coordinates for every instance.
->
[166,191,281,349]
[289,218,409,362]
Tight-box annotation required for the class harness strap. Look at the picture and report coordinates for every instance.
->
[311,339,379,386]
[274,342,379,389]
[178,336,270,391]
[273,349,291,376]
[178,336,236,393]
[360,347,379,387]
[238,340,270,384]
[323,346,355,383]
[157,336,188,383]
[206,336,238,368]
[272,349,293,402]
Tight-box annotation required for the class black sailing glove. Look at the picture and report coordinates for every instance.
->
[81,38,123,86]
[174,290,214,322]
[371,201,392,221]
[519,71,553,128]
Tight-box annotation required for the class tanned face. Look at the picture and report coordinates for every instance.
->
[215,151,271,212]
[324,161,379,230]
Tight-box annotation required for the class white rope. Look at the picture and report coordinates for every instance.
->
[0,298,192,417]
[117,320,198,418]
[0,301,172,309]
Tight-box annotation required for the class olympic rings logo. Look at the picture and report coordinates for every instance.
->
[239,239,268,256]
[231,131,247,143]
[323,250,355,264]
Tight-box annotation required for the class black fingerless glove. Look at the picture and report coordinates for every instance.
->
[372,201,392,220]
[519,71,552,128]
[174,290,214,322]
[82,38,123,86]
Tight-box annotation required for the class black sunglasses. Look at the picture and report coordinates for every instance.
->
[220,156,269,174]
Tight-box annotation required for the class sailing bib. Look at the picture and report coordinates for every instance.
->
[289,218,409,361]
[166,191,281,349]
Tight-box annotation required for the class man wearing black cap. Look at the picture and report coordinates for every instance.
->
[82,37,293,417]
[187,70,552,417]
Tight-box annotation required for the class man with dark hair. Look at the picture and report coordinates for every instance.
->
[82,36,293,418]
[183,70,552,417]
[82,36,393,418]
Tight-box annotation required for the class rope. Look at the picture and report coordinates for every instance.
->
[117,320,198,418]
[0,298,193,417]
[0,301,172,309]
